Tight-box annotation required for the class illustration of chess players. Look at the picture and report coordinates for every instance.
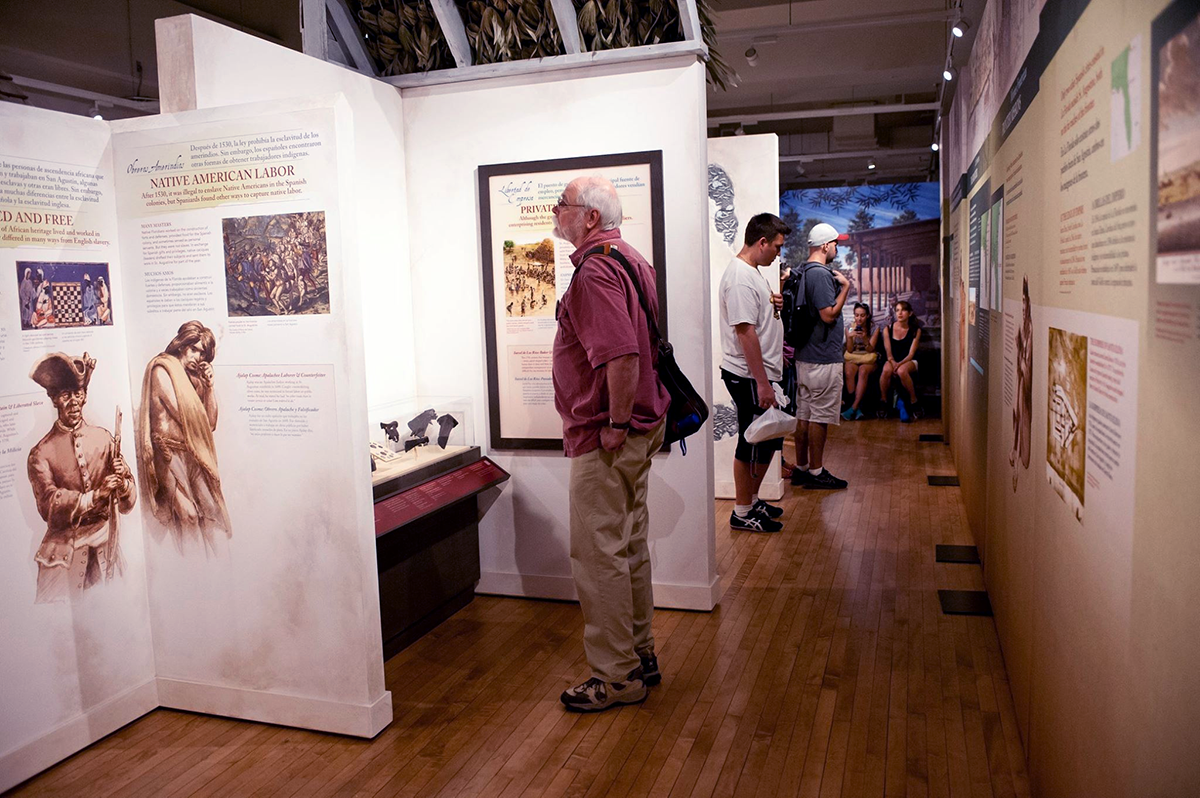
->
[19,267,36,325]
[27,352,135,603]
[137,320,232,553]
[31,286,56,328]
[96,275,111,324]
[82,273,98,324]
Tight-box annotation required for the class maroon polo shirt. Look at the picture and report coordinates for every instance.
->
[552,228,670,457]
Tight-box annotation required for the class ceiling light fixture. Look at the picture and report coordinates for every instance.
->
[734,124,746,136]
[90,103,103,120]
[952,18,970,38]
[745,46,759,67]
[867,158,877,170]
[931,142,940,152]
[943,65,956,82]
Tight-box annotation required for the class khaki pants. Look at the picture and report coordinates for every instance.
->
[569,419,665,682]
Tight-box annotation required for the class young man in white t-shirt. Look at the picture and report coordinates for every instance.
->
[718,213,791,532]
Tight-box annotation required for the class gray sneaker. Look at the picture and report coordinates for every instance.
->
[561,667,647,712]
[639,651,661,686]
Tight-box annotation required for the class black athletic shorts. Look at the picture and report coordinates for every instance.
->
[721,369,787,464]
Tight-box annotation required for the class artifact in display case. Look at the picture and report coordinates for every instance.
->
[369,397,473,485]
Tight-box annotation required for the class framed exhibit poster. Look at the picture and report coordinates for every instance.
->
[478,151,665,450]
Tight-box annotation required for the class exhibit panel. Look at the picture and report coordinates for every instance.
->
[0,104,160,792]
[706,134,783,501]
[155,14,416,410]
[478,152,665,450]
[402,59,720,609]
[941,0,1200,793]
[108,96,390,736]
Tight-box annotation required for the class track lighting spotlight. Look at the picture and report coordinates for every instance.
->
[931,142,940,152]
[943,65,956,82]
[745,46,759,67]
[734,124,746,136]
[952,18,970,38]
[90,103,103,120]
[867,158,877,170]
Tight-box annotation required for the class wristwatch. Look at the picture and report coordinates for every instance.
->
[608,418,631,430]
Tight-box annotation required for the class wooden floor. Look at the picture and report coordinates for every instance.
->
[11,418,1030,798]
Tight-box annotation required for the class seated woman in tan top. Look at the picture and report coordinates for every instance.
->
[841,302,879,421]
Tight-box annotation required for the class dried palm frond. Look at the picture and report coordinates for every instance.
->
[571,0,728,88]
[457,0,565,64]
[351,0,456,75]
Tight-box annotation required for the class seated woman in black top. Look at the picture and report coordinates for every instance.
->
[879,300,922,421]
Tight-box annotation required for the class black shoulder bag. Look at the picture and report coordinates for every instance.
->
[582,244,708,453]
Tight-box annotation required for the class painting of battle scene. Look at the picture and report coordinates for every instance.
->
[16,261,113,330]
[503,238,556,318]
[222,211,329,316]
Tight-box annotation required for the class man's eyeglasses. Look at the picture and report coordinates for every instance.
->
[555,196,587,210]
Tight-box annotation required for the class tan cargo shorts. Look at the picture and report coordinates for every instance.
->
[796,361,843,424]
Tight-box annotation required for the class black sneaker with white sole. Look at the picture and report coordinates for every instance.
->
[751,499,784,519]
[804,469,848,490]
[638,651,661,686]
[730,510,783,532]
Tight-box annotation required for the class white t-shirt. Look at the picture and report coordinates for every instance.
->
[718,255,783,381]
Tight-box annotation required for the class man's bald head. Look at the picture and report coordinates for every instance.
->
[567,176,623,231]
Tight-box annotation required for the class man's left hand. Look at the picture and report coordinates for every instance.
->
[600,426,628,452]
[770,292,784,311]
[112,454,131,479]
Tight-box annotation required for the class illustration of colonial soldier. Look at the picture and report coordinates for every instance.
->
[136,320,232,554]
[27,352,135,603]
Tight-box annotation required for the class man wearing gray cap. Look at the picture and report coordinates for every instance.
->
[791,223,851,489]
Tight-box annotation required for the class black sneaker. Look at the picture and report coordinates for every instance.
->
[751,499,783,519]
[638,651,661,686]
[790,468,812,487]
[805,469,848,490]
[730,511,783,532]
[561,667,647,712]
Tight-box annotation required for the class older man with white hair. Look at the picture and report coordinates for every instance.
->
[551,175,670,712]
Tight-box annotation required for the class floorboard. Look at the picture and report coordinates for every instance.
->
[10,418,1028,798]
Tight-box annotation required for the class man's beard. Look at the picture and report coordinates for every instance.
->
[554,214,583,244]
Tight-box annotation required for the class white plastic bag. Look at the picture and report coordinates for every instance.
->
[743,406,795,444]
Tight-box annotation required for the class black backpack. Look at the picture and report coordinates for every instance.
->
[781,263,832,349]
[581,244,708,453]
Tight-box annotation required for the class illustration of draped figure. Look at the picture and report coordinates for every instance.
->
[136,321,232,554]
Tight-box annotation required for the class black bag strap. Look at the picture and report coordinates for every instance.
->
[581,243,663,345]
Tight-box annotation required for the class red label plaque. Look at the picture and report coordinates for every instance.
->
[374,457,510,536]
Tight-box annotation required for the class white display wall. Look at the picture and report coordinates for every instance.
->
[156,15,415,411]
[0,96,390,792]
[0,106,158,792]
[706,134,782,500]
[403,61,720,610]
[156,15,721,611]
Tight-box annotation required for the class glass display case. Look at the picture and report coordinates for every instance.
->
[368,396,473,486]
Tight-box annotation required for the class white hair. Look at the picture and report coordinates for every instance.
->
[574,176,623,230]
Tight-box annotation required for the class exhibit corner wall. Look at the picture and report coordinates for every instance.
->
[940,0,1200,794]
[109,94,390,738]
[402,59,721,610]
[706,134,782,501]
[155,14,416,410]
[0,104,159,793]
